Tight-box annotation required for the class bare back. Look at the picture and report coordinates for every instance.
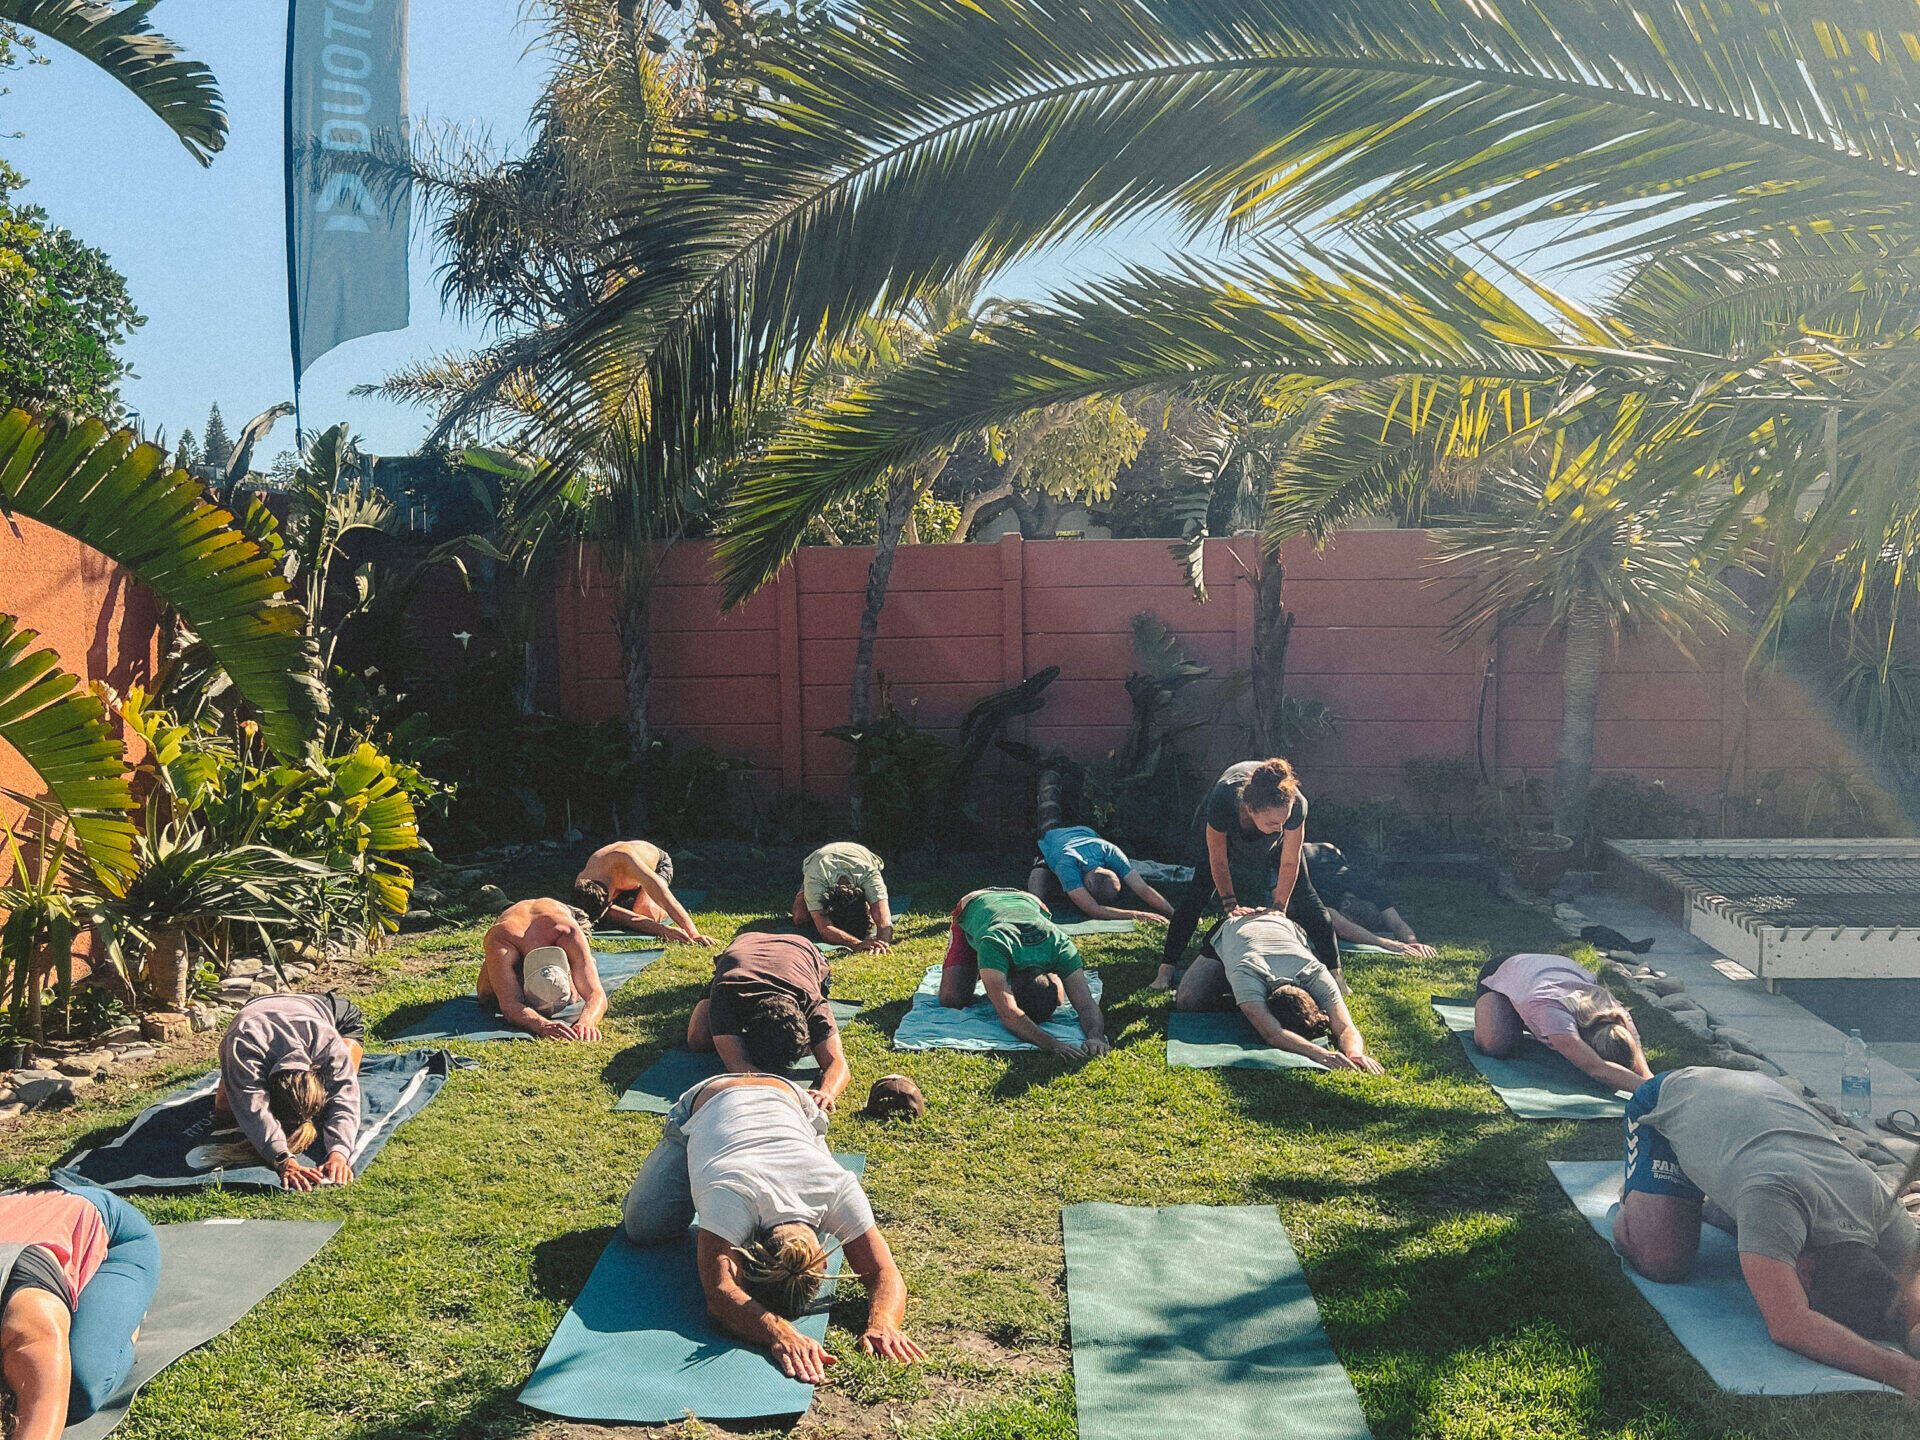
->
[578,841,668,918]
[479,897,579,1004]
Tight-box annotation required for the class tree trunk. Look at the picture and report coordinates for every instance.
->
[956,480,1013,541]
[1551,590,1608,843]
[145,926,191,1014]
[851,474,920,730]
[1249,545,1294,755]
[612,544,659,830]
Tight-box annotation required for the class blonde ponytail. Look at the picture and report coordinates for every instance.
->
[199,1068,328,1170]
[1571,990,1639,1068]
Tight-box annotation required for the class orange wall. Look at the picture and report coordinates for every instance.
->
[0,516,161,841]
[555,531,1872,825]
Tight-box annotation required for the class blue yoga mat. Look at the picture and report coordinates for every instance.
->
[519,1155,866,1423]
[1430,996,1625,1119]
[1047,908,1137,936]
[613,999,864,1113]
[57,1050,458,1192]
[392,948,661,1043]
[1166,1011,1331,1070]
[892,964,1103,1052]
[1550,1161,1896,1394]
[591,892,708,944]
[1064,1203,1372,1440]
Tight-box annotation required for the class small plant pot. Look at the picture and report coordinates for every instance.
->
[1508,832,1576,892]
[0,1041,31,1070]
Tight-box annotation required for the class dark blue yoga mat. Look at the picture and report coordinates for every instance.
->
[57,1050,458,1192]
[519,1155,865,1423]
[613,999,863,1113]
[392,948,661,1043]
[591,892,708,943]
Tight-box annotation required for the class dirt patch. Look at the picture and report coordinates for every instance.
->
[521,1331,1067,1440]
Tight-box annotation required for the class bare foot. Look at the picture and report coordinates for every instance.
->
[1148,965,1175,992]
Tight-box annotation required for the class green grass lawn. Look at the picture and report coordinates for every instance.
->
[5,849,1916,1440]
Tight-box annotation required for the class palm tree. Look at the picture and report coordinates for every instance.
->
[1437,468,1745,843]
[2,0,225,161]
[441,0,1920,664]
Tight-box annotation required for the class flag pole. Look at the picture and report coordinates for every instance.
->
[282,0,304,451]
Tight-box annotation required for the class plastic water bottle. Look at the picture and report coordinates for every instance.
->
[1841,1029,1872,1126]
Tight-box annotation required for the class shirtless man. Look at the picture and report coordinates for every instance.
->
[478,898,609,1041]
[572,840,714,945]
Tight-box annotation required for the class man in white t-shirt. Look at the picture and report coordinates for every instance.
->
[621,1075,925,1380]
[1173,911,1383,1072]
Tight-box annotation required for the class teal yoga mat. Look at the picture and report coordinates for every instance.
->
[1063,1203,1372,1440]
[1429,996,1626,1119]
[392,949,661,1043]
[591,890,708,943]
[1165,1011,1331,1070]
[613,999,864,1113]
[892,964,1103,1052]
[518,1155,865,1423]
[1549,1161,1896,1394]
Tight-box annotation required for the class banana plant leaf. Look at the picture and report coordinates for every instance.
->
[0,618,136,884]
[0,410,325,759]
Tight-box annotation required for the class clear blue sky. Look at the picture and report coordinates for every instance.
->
[2,2,1609,459]
[2,0,551,456]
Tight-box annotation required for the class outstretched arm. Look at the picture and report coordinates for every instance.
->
[981,969,1083,1058]
[1742,1253,1920,1393]
[1237,1001,1342,1068]
[1062,970,1109,1056]
[1063,885,1165,925]
[810,1030,851,1112]
[696,1230,836,1382]
[1544,1032,1647,1094]
[1123,872,1175,918]
[628,867,714,945]
[1328,907,1435,958]
[844,1227,927,1363]
[809,908,888,953]
[1324,995,1384,1074]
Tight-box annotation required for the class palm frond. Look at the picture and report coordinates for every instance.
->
[3,0,225,162]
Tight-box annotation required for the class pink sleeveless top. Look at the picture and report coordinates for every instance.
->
[0,1190,108,1304]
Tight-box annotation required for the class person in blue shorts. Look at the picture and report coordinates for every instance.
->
[0,1181,160,1439]
[1615,1067,1920,1392]
[1025,824,1173,928]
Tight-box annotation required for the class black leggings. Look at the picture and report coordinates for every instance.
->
[1162,856,1340,973]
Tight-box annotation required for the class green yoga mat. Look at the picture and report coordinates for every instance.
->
[1429,996,1626,1120]
[591,890,708,943]
[613,999,864,1113]
[1063,1203,1372,1440]
[65,1218,340,1440]
[1550,1161,1895,1394]
[1165,1011,1332,1070]
[519,1155,864,1423]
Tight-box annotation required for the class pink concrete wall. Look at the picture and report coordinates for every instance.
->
[553,531,1868,821]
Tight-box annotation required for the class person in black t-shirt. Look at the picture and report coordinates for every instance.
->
[687,933,851,1113]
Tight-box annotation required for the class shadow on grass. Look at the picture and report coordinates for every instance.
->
[530,1222,615,1305]
[373,996,445,1042]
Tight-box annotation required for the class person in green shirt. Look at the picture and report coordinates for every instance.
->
[938,889,1109,1059]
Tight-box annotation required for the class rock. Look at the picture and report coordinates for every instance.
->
[398,908,436,933]
[96,1025,141,1046]
[474,884,507,909]
[411,887,443,909]
[55,1050,113,1076]
[8,1072,77,1108]
[0,1102,25,1121]
[141,1012,190,1043]
[113,1045,158,1063]
[249,979,279,997]
[1639,976,1686,998]
[1655,992,1703,1013]
[191,1010,217,1033]
[1672,1009,1714,1038]
[226,957,265,978]
[277,940,325,969]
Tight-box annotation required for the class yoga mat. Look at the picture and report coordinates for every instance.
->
[1047,909,1137,936]
[1430,996,1626,1120]
[1130,860,1193,884]
[57,1050,457,1192]
[613,999,864,1113]
[591,891,708,942]
[519,1155,865,1423]
[1549,1161,1896,1395]
[1166,1012,1331,1071]
[892,964,1103,1052]
[1063,1203,1371,1440]
[808,893,913,956]
[63,1216,341,1440]
[392,948,661,1043]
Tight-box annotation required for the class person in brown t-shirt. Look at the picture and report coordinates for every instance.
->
[687,934,851,1112]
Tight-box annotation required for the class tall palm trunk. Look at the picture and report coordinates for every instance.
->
[611,542,661,829]
[1249,545,1294,754]
[145,926,191,1013]
[1550,590,1608,842]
